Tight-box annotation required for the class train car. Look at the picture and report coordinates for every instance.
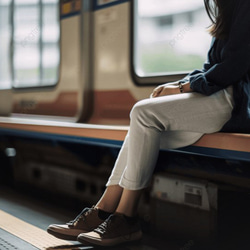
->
[0,0,250,249]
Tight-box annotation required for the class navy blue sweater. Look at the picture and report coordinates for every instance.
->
[183,0,250,133]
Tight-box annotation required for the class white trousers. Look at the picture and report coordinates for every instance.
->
[106,87,234,190]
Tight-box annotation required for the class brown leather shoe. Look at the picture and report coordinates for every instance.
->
[47,206,104,241]
[77,213,142,246]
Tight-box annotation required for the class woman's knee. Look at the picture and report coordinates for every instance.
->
[130,100,149,121]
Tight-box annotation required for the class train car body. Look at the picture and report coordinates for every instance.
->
[0,0,145,124]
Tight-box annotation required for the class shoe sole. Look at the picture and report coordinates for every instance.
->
[77,231,143,246]
[47,228,79,241]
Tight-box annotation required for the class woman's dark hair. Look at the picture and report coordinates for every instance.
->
[204,0,235,39]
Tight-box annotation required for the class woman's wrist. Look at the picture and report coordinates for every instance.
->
[180,82,193,93]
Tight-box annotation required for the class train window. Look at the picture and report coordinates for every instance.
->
[0,0,12,89]
[0,0,60,89]
[133,0,211,80]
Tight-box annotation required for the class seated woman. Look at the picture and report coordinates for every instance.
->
[47,0,250,246]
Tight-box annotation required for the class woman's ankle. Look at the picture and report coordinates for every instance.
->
[97,209,112,220]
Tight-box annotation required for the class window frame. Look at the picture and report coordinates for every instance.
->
[8,0,61,90]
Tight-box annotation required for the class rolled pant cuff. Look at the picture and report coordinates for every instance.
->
[119,178,147,191]
[106,178,146,190]
[105,178,121,187]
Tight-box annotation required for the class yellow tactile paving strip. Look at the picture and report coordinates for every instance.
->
[0,210,73,250]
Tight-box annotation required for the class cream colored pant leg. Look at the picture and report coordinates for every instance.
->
[106,87,234,190]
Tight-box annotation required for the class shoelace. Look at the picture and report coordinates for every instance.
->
[94,220,110,235]
[67,206,94,226]
[94,215,120,236]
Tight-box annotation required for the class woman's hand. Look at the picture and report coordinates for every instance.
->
[150,81,192,98]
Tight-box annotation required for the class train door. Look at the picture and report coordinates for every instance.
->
[88,0,137,125]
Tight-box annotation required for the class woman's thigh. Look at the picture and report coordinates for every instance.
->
[130,88,233,135]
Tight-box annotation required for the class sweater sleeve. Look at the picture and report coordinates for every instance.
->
[189,0,250,95]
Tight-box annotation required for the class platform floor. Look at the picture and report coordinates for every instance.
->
[1,184,250,250]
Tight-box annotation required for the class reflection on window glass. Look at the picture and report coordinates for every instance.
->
[134,0,211,77]
[0,0,60,89]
